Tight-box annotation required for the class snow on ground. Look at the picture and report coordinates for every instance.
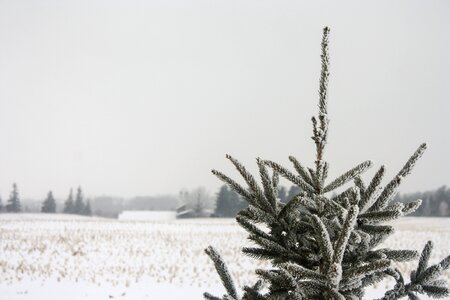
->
[0,214,449,299]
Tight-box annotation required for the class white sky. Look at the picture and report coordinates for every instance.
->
[0,0,449,199]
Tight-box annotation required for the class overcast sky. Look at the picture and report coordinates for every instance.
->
[0,0,448,200]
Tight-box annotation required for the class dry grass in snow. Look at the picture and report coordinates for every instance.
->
[0,214,448,299]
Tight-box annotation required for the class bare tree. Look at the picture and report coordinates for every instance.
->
[183,187,214,217]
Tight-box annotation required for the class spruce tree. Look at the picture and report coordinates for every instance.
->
[204,28,450,300]
[286,185,302,204]
[41,191,56,213]
[0,196,3,212]
[6,183,21,213]
[63,188,74,214]
[73,186,85,215]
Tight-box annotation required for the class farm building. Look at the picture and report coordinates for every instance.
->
[118,211,176,221]
[176,204,214,218]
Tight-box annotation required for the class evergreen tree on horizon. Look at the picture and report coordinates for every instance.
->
[41,191,56,213]
[6,183,21,213]
[215,185,245,217]
[204,28,450,299]
[73,186,85,215]
[0,195,3,213]
[63,188,74,214]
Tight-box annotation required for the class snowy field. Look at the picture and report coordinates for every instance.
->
[0,214,449,299]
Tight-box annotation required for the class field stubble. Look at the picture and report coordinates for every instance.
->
[0,215,449,292]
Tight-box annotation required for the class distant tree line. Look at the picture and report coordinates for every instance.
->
[62,187,91,216]
[2,182,447,218]
[394,185,450,217]
[0,184,91,216]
